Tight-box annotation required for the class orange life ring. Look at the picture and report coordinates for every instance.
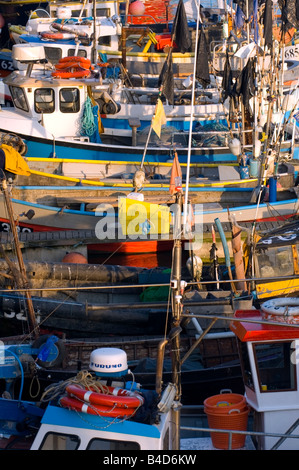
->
[51,69,91,79]
[55,61,91,70]
[40,32,75,40]
[65,384,144,409]
[58,56,91,66]
[59,395,136,418]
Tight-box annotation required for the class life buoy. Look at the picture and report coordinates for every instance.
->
[59,395,136,418]
[51,69,91,79]
[58,56,91,67]
[51,22,89,38]
[65,384,144,409]
[55,61,91,70]
[261,298,299,316]
[40,32,76,40]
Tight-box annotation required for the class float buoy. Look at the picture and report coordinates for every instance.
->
[261,298,299,316]
[62,252,88,264]
[129,0,145,15]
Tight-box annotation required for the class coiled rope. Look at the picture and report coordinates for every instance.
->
[80,96,97,137]
[40,370,111,403]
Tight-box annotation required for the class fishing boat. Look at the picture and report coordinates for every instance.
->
[249,219,299,301]
[2,0,298,167]
[228,303,299,449]
[10,0,222,73]
[1,182,299,234]
[3,298,299,449]
[0,44,241,165]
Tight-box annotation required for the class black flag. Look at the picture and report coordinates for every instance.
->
[158,50,174,105]
[233,59,255,115]
[234,0,254,16]
[280,0,299,30]
[171,0,192,53]
[222,51,233,102]
[263,0,273,48]
[195,29,210,88]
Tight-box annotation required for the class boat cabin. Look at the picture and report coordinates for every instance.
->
[5,44,120,142]
[30,402,176,450]
[230,309,299,450]
[253,220,299,300]
[30,348,179,450]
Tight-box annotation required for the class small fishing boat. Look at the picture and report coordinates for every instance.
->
[2,0,298,166]
[249,220,299,301]
[229,303,299,449]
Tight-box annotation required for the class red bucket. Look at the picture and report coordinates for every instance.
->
[204,392,247,415]
[204,406,250,449]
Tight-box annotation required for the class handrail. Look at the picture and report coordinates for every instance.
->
[180,424,299,450]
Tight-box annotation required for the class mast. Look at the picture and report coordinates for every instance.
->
[182,0,200,232]
[1,178,39,339]
[92,0,97,65]
[170,189,183,450]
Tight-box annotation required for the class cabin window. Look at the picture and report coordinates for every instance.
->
[238,340,255,390]
[253,341,297,392]
[38,432,80,450]
[96,8,111,17]
[35,88,55,114]
[69,9,87,17]
[59,88,80,113]
[98,36,111,47]
[44,47,62,64]
[9,86,29,112]
[256,245,294,279]
[67,49,87,58]
[87,438,140,450]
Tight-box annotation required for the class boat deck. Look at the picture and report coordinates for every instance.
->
[0,220,288,250]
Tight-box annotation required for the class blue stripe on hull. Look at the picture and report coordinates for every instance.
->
[100,117,227,133]
[23,137,239,163]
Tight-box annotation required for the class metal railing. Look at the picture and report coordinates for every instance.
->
[180,417,299,450]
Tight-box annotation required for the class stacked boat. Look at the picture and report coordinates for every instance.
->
[0,0,298,452]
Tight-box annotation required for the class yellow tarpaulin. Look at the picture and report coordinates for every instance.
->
[1,144,31,176]
[119,197,170,236]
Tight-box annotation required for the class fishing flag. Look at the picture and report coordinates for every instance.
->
[279,0,299,30]
[152,98,167,138]
[234,0,253,17]
[222,50,233,103]
[263,0,273,49]
[195,29,210,88]
[234,5,245,29]
[233,58,255,116]
[171,0,192,53]
[169,152,182,195]
[158,50,174,105]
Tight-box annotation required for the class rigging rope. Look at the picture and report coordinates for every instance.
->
[40,370,111,403]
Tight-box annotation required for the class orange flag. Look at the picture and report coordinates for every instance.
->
[169,152,182,195]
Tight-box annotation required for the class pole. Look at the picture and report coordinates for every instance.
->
[1,179,39,338]
[183,0,201,233]
[171,190,183,450]
[92,0,97,65]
